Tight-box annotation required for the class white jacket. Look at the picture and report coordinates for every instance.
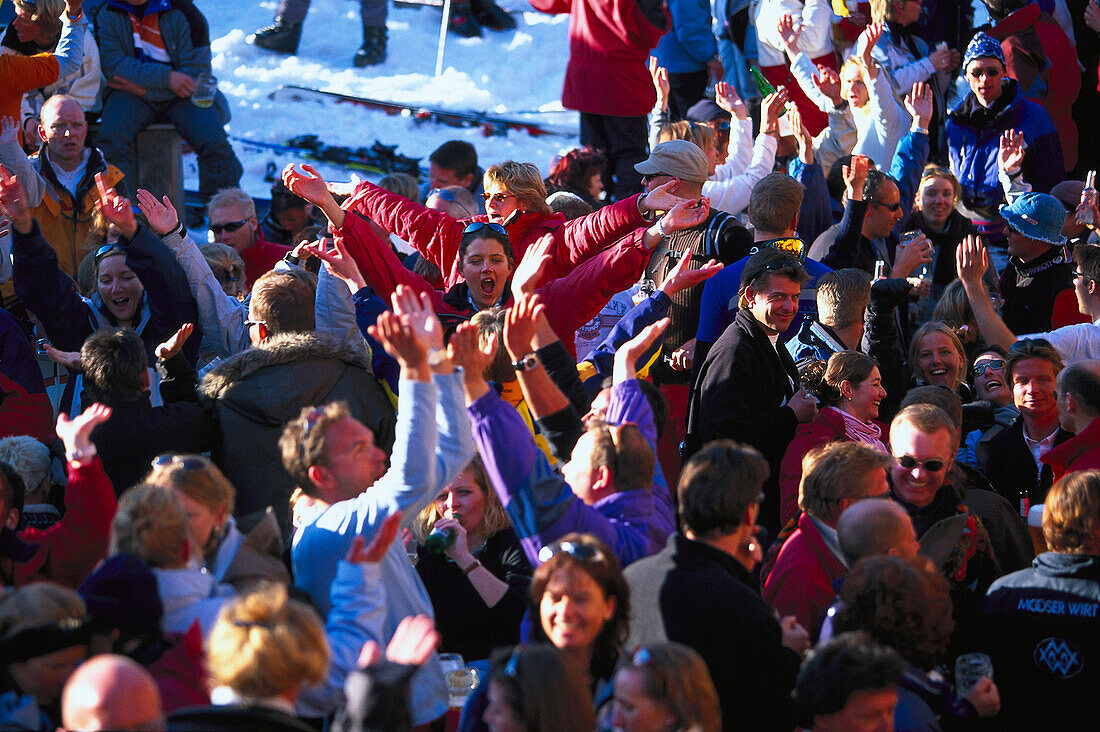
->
[754,0,835,67]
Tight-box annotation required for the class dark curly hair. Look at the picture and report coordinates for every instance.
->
[545,147,606,198]
[834,555,954,671]
[529,533,629,682]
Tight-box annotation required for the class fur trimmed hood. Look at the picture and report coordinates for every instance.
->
[199,332,374,423]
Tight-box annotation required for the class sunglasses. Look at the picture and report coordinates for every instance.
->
[971,358,1006,376]
[209,218,250,234]
[967,67,1002,78]
[537,539,608,565]
[632,646,654,667]
[151,454,208,471]
[758,237,806,259]
[1074,270,1093,282]
[894,454,947,472]
[429,188,456,202]
[641,173,677,184]
[94,243,124,261]
[481,192,515,204]
[870,200,903,212]
[463,221,507,236]
[243,319,266,329]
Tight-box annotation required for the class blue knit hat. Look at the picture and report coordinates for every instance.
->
[999,193,1068,246]
[964,32,1006,71]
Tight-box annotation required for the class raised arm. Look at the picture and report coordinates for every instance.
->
[957,235,1017,350]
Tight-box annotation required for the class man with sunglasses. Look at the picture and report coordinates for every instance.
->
[207,188,291,289]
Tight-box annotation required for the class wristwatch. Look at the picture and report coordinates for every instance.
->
[512,353,540,372]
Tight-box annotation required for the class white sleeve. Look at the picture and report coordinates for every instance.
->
[703,134,778,215]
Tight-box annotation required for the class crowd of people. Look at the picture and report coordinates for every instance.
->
[1,0,1099,730]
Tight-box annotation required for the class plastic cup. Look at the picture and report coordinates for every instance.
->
[955,652,993,698]
[1028,504,1046,556]
[192,73,217,108]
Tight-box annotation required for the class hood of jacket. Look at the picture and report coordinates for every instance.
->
[199,332,373,423]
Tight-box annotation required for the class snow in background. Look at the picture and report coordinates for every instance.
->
[190,0,579,197]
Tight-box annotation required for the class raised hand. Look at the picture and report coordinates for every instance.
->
[95,172,137,239]
[648,56,670,111]
[448,321,497,399]
[155,322,194,361]
[345,511,403,564]
[714,81,748,121]
[503,293,545,360]
[391,285,444,354]
[890,233,932,278]
[905,82,933,130]
[640,178,683,212]
[56,403,111,462]
[383,614,440,667]
[998,129,1026,175]
[956,234,990,286]
[614,317,669,383]
[787,103,813,163]
[777,14,803,56]
[44,343,81,370]
[0,164,32,233]
[658,253,723,298]
[368,309,427,369]
[511,238,552,300]
[859,22,884,70]
[761,88,789,134]
[0,116,18,146]
[1088,0,1100,33]
[661,197,711,233]
[812,67,843,106]
[843,155,870,201]
[928,43,958,74]
[135,189,179,236]
[302,237,367,292]
[283,163,334,207]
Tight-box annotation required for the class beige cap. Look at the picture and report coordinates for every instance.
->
[634,140,709,184]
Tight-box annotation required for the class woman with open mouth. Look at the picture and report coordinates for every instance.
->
[909,321,971,402]
[958,347,1018,472]
[3,170,198,414]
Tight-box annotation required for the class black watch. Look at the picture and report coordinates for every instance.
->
[512,353,539,372]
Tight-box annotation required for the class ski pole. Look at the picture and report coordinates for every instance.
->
[435,0,451,78]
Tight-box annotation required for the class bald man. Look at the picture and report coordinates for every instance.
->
[0,93,124,277]
[1043,359,1100,481]
[61,654,165,731]
[838,499,921,565]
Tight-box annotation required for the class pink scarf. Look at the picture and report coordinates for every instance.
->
[830,407,887,453]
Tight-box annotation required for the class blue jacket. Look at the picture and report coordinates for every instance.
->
[653,0,718,73]
[947,78,1065,218]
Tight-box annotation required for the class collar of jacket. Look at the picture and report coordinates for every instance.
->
[107,0,173,17]
[35,144,111,213]
[198,331,373,401]
[1010,243,1070,278]
[950,78,1020,127]
[671,532,754,587]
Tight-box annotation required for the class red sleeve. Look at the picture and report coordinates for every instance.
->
[0,373,54,444]
[550,194,648,280]
[538,230,651,355]
[1051,287,1090,329]
[778,428,823,528]
[344,181,468,288]
[528,0,572,13]
[338,212,446,313]
[20,457,117,588]
[0,54,60,117]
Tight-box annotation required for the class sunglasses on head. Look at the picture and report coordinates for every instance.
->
[209,218,249,235]
[537,539,608,565]
[151,454,207,471]
[463,221,507,236]
[894,454,946,472]
[429,188,456,202]
[971,358,1006,376]
[758,237,806,259]
[94,243,124,261]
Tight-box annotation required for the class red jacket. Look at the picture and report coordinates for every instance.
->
[0,372,53,445]
[1041,417,1100,484]
[16,457,117,588]
[241,231,291,289]
[761,511,847,640]
[529,0,667,116]
[345,181,650,289]
[778,407,889,527]
[989,4,1081,171]
[337,212,654,355]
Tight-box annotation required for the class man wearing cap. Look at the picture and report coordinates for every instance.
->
[261,179,322,247]
[947,31,1064,250]
[634,138,753,479]
[997,192,1080,333]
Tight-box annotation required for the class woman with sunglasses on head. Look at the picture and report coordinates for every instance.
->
[481,645,595,732]
[778,351,889,527]
[146,453,290,591]
[335,156,688,291]
[411,455,532,662]
[284,163,710,355]
[2,169,199,414]
[608,642,721,732]
[957,347,1017,472]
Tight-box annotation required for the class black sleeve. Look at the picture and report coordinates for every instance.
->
[535,340,591,417]
[11,221,93,352]
[862,277,912,422]
[156,352,199,403]
[534,405,585,465]
[717,219,754,265]
[819,199,870,271]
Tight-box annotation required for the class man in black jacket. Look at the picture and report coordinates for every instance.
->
[624,441,808,732]
[977,469,1100,728]
[686,249,817,535]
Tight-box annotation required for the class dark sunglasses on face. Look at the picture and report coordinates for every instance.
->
[870,200,903,212]
[209,218,250,235]
[482,192,515,204]
[971,358,1006,376]
[895,454,946,472]
[463,221,507,236]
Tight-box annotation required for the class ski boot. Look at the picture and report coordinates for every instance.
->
[355,25,387,67]
[249,18,303,55]
[449,0,482,38]
[472,0,516,31]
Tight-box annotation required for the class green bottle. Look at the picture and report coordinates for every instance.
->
[424,526,456,554]
[749,65,789,114]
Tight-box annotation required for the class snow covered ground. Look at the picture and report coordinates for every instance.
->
[191,0,578,198]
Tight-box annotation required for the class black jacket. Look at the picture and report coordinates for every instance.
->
[985,420,1073,510]
[687,308,799,533]
[999,245,1075,335]
[624,533,801,732]
[199,332,396,536]
[977,553,1100,729]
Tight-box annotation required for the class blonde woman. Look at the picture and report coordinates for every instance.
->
[412,456,531,661]
[909,321,971,401]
